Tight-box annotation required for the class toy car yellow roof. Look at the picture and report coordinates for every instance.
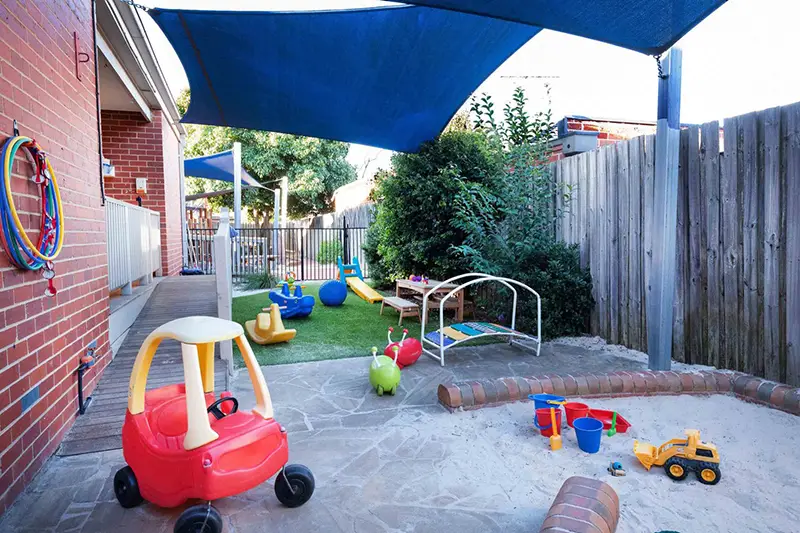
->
[128,316,274,451]
[150,316,244,345]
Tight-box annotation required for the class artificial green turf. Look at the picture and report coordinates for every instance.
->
[232,282,419,366]
[232,281,505,366]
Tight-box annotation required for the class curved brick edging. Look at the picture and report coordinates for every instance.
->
[437,370,800,416]
[540,476,620,533]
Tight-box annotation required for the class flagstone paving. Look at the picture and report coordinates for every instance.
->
[0,341,647,532]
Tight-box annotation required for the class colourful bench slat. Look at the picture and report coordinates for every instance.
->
[451,323,483,336]
[465,322,497,334]
[425,331,454,347]
[441,326,469,341]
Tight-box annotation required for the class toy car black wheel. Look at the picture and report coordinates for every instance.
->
[664,457,689,481]
[275,464,315,508]
[696,462,721,485]
[174,503,223,533]
[114,466,144,508]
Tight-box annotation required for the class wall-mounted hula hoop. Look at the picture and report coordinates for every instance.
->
[0,136,64,272]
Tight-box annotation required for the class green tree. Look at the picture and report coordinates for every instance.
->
[179,89,356,221]
[363,130,502,285]
[452,87,593,337]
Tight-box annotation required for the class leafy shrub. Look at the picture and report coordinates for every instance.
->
[470,242,593,338]
[317,239,343,264]
[364,130,502,286]
[452,88,594,338]
[241,270,279,291]
[366,87,594,336]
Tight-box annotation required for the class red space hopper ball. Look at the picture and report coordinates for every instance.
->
[384,327,423,369]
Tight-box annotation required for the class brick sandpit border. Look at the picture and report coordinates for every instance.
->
[437,370,800,416]
[540,476,619,533]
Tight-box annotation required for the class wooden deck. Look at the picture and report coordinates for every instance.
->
[57,276,226,456]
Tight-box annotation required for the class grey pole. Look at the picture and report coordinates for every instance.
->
[233,141,242,228]
[648,48,682,371]
[280,175,288,225]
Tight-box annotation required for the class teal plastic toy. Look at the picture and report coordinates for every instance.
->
[369,346,401,396]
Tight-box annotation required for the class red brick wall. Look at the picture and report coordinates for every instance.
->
[549,118,660,162]
[101,110,162,205]
[565,117,658,146]
[101,110,182,275]
[160,118,183,275]
[0,0,111,515]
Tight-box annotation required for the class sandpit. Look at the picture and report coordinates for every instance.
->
[430,394,800,533]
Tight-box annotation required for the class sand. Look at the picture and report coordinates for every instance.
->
[423,394,800,533]
[552,335,723,373]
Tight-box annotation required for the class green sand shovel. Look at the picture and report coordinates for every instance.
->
[607,412,618,437]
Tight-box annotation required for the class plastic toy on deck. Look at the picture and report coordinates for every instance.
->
[384,327,422,368]
[114,316,314,533]
[269,282,315,318]
[245,303,297,345]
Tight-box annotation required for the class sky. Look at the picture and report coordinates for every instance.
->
[139,0,800,176]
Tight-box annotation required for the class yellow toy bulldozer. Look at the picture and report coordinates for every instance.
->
[633,429,721,485]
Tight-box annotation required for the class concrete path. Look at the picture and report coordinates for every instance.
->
[1,340,647,532]
[57,277,226,456]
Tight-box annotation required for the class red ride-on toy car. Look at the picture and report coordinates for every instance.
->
[113,316,314,533]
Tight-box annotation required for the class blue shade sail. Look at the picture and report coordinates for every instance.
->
[184,150,264,188]
[383,0,727,54]
[149,6,539,152]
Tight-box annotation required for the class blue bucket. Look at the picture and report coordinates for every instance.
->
[528,393,565,411]
[573,417,604,453]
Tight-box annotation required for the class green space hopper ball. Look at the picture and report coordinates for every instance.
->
[369,346,401,396]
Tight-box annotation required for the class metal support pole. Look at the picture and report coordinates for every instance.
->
[233,142,242,228]
[179,133,189,267]
[648,48,682,371]
[300,231,305,281]
[342,216,350,264]
[280,175,288,225]
[272,188,280,276]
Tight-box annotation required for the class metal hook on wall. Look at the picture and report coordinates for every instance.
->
[74,32,91,81]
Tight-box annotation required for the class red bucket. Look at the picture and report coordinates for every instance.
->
[534,408,563,437]
[564,402,590,428]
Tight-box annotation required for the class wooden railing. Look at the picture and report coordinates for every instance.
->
[105,198,161,293]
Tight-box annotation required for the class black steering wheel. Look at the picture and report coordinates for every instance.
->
[207,396,239,420]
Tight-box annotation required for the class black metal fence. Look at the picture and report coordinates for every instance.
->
[187,223,370,280]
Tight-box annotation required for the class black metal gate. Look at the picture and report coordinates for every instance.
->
[187,219,369,280]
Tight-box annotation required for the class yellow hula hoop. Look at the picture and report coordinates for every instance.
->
[2,137,64,261]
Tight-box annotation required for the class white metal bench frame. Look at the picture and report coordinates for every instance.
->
[420,273,542,366]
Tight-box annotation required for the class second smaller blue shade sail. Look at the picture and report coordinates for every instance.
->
[149,6,539,152]
[184,150,263,188]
